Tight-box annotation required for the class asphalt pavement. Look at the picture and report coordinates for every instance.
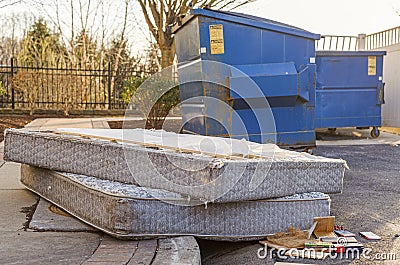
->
[201,128,400,265]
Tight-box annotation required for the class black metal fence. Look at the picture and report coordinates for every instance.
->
[0,59,154,112]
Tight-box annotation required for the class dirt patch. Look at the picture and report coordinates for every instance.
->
[108,119,182,133]
[0,116,35,142]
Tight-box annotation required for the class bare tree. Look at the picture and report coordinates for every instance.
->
[32,1,128,65]
[0,0,22,9]
[34,0,134,108]
[108,0,130,107]
[137,0,256,68]
[0,13,35,62]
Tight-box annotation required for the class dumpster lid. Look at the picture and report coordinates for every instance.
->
[173,8,320,40]
[316,51,386,56]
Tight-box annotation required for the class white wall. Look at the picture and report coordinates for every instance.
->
[379,44,400,127]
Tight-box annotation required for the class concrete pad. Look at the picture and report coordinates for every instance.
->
[126,240,157,265]
[0,162,24,190]
[91,119,110,129]
[29,198,96,232]
[0,190,38,231]
[0,140,4,164]
[105,117,146,121]
[83,235,201,265]
[27,118,94,130]
[25,117,111,130]
[153,237,201,265]
[84,236,139,264]
[0,231,100,265]
[24,118,50,130]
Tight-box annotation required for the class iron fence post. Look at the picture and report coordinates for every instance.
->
[10,58,15,109]
[107,62,112,109]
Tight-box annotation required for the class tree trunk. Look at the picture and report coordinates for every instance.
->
[160,44,175,69]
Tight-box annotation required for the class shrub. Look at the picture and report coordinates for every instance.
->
[127,75,180,129]
[121,76,145,103]
[0,81,5,96]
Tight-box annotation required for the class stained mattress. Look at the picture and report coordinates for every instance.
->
[5,129,346,203]
[21,164,331,241]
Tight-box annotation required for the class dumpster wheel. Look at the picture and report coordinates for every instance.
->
[371,127,380,138]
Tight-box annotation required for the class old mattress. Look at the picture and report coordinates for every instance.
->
[21,164,331,241]
[5,129,346,203]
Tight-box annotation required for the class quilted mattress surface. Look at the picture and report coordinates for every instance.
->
[6,129,346,203]
[21,164,331,241]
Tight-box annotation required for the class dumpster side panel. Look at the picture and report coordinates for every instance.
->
[285,34,311,69]
[174,18,200,62]
[230,62,299,99]
[315,52,385,129]
[175,9,319,147]
[317,56,384,88]
[232,103,315,145]
[261,31,285,63]
[316,89,381,128]
[197,16,317,146]
[198,17,262,65]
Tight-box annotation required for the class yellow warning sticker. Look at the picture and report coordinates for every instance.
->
[209,24,224,54]
[368,56,376,75]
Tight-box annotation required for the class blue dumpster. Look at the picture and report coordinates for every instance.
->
[173,8,320,147]
[315,51,386,137]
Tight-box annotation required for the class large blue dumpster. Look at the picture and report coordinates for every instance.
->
[173,8,320,147]
[315,51,386,137]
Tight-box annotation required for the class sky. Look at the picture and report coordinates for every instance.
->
[236,0,400,36]
[132,0,400,52]
[0,0,399,54]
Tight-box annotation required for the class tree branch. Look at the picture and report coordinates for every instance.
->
[0,0,21,9]
[138,0,158,40]
[138,0,255,67]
